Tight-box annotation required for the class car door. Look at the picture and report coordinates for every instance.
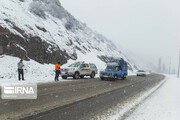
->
[116,66,122,78]
[90,64,97,74]
[79,64,86,75]
[84,64,91,75]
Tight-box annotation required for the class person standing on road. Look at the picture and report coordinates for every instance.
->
[55,62,61,81]
[17,59,24,80]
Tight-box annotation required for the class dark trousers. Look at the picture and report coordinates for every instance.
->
[18,69,24,80]
[55,70,61,81]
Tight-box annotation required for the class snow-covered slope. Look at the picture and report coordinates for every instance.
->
[0,0,122,62]
[0,0,155,82]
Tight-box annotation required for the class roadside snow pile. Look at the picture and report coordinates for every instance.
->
[126,75,180,120]
[0,55,55,85]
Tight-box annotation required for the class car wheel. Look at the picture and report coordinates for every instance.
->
[62,76,67,79]
[73,72,79,79]
[100,77,104,80]
[90,72,95,78]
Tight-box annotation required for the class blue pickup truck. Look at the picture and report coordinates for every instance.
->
[100,58,128,80]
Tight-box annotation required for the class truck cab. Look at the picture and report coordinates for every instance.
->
[100,58,128,80]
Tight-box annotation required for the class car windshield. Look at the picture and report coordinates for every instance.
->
[105,66,116,71]
[138,70,145,72]
[107,62,118,66]
[68,63,80,67]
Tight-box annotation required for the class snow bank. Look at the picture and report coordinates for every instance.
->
[126,75,180,120]
[0,55,55,85]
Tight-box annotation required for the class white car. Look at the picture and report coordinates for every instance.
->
[61,62,98,79]
[137,70,147,76]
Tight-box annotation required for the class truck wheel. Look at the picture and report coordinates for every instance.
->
[90,72,95,78]
[122,75,126,80]
[62,76,67,79]
[73,72,79,79]
[113,75,118,81]
[80,76,84,79]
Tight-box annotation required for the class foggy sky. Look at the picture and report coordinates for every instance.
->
[60,0,180,71]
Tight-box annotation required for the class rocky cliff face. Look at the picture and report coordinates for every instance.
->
[0,0,142,70]
[0,25,75,64]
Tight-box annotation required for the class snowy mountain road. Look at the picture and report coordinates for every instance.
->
[0,74,165,120]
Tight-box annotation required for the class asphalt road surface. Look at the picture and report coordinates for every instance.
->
[0,74,165,120]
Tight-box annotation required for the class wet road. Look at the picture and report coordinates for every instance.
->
[0,74,165,120]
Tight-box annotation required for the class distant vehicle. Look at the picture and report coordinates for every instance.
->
[61,61,98,79]
[137,70,147,76]
[100,58,128,80]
